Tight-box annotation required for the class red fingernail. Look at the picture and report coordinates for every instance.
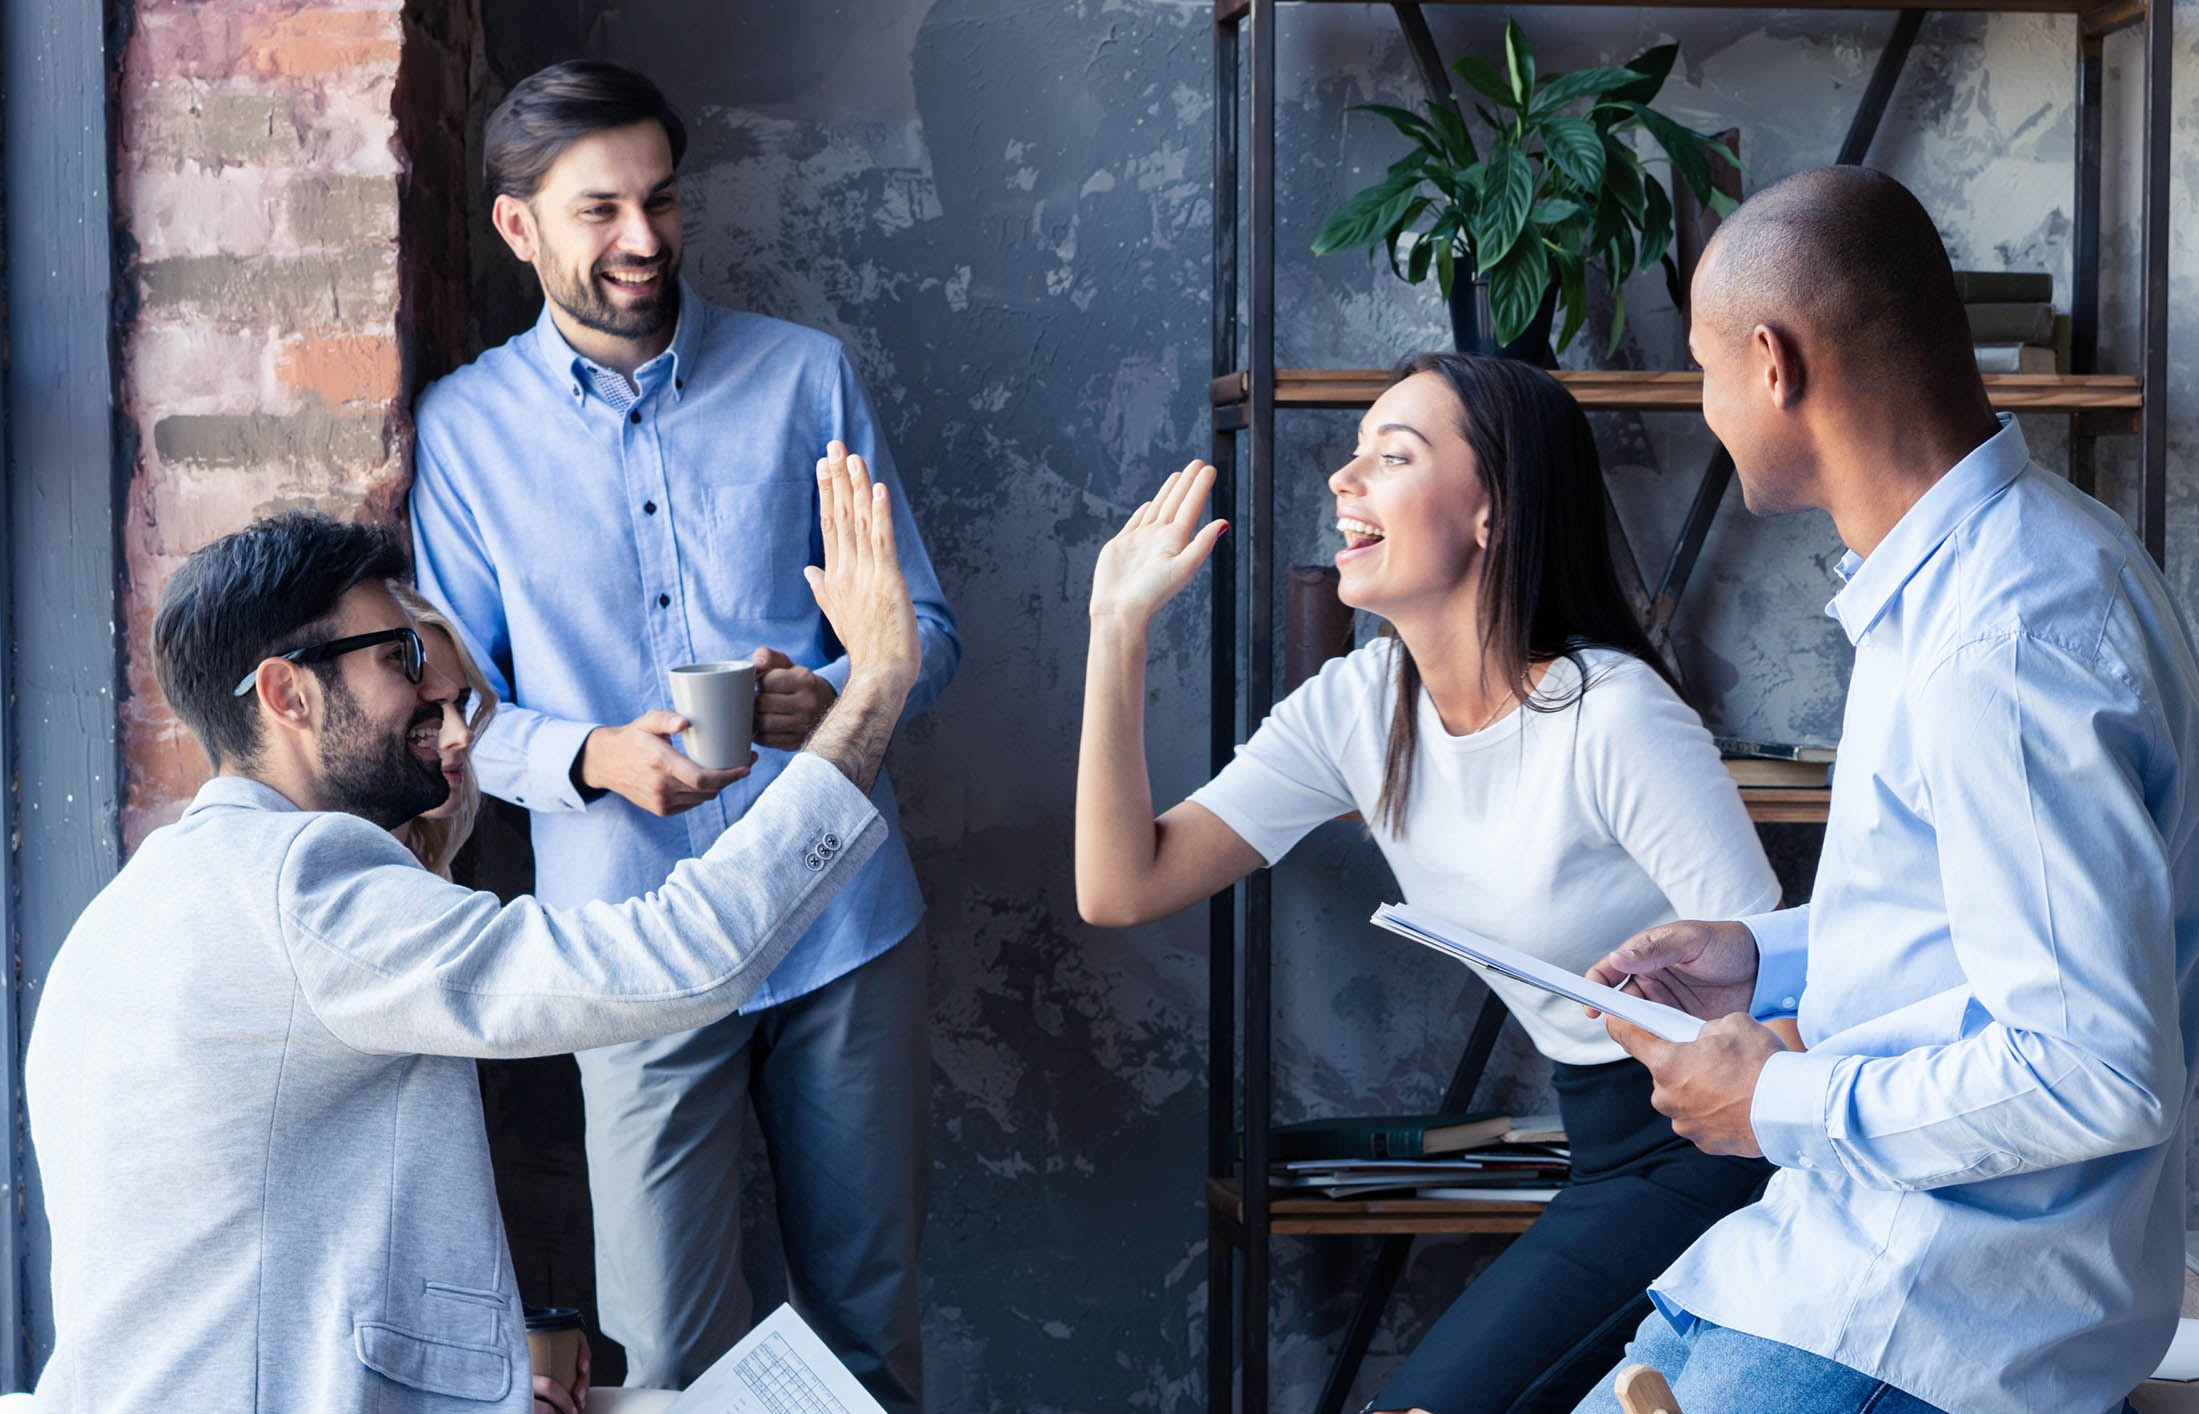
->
[1218,521,1230,535]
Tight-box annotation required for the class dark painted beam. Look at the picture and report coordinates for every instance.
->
[4,0,124,1383]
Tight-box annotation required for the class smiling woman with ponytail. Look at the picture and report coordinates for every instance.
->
[1076,352,1783,1414]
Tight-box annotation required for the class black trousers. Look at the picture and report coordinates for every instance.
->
[1368,1057,1772,1414]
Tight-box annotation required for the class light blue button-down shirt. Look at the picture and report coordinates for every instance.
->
[1651,418,2199,1414]
[409,284,959,1010]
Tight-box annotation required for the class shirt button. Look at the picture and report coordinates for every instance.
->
[1782,997,1798,1010]
[657,593,671,607]
[804,852,825,872]
[629,410,642,424]
[643,501,657,515]
[821,832,841,852]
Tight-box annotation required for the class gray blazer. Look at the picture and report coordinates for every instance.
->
[26,753,883,1412]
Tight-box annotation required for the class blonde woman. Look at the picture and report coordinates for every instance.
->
[389,583,497,878]
[389,585,594,1414]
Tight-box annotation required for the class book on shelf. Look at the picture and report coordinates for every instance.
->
[1963,301,2056,345]
[1723,756,1831,790]
[1240,1110,1512,1163]
[1272,1148,1572,1200]
[1951,269,2052,304]
[1502,1113,1565,1145]
[1713,736,1836,764]
[1974,343,2057,374]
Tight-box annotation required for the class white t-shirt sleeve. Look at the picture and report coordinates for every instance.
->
[1573,658,1784,922]
[1187,647,1379,865]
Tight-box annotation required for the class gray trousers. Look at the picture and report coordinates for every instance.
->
[576,937,928,1412]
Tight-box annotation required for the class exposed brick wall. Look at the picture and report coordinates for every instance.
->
[116,0,475,848]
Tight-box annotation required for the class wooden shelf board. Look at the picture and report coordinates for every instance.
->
[1206,1176,1547,1236]
[1219,0,2141,23]
[1741,787,1831,824]
[1211,368,2143,416]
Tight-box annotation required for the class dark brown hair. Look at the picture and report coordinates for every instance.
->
[152,512,409,770]
[1375,353,1681,833]
[484,60,688,202]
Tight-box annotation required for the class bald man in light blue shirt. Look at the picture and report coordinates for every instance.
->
[1577,169,2198,1414]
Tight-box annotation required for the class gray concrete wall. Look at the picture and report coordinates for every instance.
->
[472,4,2187,1410]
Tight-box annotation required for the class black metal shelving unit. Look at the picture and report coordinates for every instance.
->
[1203,3,2172,1412]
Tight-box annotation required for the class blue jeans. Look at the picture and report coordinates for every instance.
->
[1569,1313,1949,1414]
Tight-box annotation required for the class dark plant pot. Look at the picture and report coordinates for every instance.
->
[1447,277,1559,368]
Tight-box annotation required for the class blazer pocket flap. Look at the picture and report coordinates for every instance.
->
[355,1320,512,1402]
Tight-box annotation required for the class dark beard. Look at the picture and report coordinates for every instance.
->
[544,248,682,340]
[318,680,450,830]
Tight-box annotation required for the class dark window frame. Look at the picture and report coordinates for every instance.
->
[3,0,126,1385]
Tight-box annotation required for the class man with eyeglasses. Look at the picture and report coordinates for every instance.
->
[22,470,919,1414]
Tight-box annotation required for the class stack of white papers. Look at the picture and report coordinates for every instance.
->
[668,1304,887,1414]
[1370,903,1705,1043]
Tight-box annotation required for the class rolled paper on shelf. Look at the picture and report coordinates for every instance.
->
[1284,564,1355,694]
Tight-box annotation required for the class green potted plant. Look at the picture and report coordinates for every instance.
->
[1312,22,1739,362]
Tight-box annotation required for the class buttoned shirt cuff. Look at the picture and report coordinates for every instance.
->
[527,715,603,813]
[814,655,852,696]
[1743,907,1810,1019]
[1750,1047,1845,1173]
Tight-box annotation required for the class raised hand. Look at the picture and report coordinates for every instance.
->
[1584,918,1761,1022]
[1089,460,1227,626]
[804,441,920,699]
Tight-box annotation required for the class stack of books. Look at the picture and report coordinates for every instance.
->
[1252,1111,1571,1202]
[1956,270,2066,375]
[1717,736,1835,791]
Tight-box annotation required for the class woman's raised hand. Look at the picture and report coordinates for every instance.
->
[1089,460,1227,627]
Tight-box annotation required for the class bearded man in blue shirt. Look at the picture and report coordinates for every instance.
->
[1567,167,2199,1414]
[409,61,958,1412]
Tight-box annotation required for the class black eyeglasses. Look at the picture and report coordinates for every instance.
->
[231,626,426,697]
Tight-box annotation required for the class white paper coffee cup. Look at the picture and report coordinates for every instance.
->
[668,660,756,769]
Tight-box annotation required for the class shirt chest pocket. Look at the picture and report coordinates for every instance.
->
[698,480,818,622]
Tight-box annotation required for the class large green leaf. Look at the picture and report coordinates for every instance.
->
[1310,167,1424,255]
[1407,231,1437,285]
[1551,248,1589,353]
[1504,20,1536,107]
[1471,147,1534,268]
[1637,174,1673,273]
[1606,287,1630,358]
[1450,55,1517,113]
[1353,102,1441,155]
[1434,240,1458,301]
[1426,104,1480,169]
[1632,104,1714,203]
[1602,136,1646,219]
[1530,197,1588,227]
[1539,114,1604,194]
[1612,43,1679,105]
[1531,65,1642,114]
[1487,235,1551,346]
[1384,195,1434,279]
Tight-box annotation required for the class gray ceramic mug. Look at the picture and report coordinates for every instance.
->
[668,660,757,769]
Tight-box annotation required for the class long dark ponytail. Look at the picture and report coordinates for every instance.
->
[1375,352,1680,833]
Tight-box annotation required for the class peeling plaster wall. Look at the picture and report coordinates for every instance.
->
[474,4,2189,1410]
